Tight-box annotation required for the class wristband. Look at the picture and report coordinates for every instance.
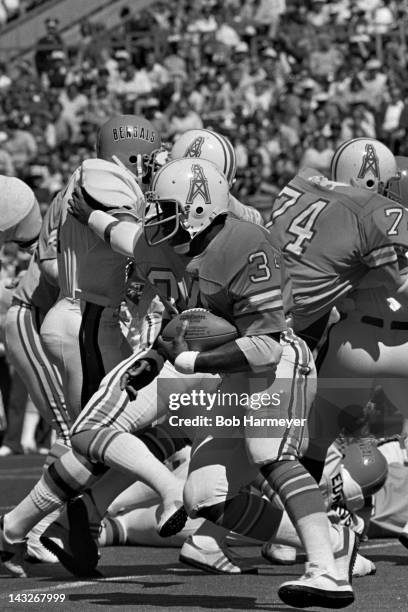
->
[174,351,199,374]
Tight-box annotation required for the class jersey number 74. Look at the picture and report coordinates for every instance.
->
[267,186,329,256]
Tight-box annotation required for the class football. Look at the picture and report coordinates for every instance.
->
[342,439,388,496]
[162,308,238,351]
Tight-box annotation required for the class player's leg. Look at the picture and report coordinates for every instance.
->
[39,360,201,575]
[0,344,140,577]
[302,317,376,483]
[5,303,71,444]
[241,331,355,607]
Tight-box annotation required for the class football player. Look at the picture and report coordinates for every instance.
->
[267,137,408,484]
[146,159,356,609]
[303,142,408,547]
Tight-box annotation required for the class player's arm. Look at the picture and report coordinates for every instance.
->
[157,238,286,374]
[67,185,143,257]
[157,325,282,374]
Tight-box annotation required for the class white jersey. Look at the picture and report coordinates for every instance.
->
[57,170,133,308]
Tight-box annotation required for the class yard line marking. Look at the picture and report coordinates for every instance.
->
[0,575,156,600]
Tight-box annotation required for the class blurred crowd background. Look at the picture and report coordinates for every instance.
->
[1,0,408,452]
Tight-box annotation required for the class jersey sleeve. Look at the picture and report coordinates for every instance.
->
[37,191,64,261]
[361,195,408,268]
[228,233,286,336]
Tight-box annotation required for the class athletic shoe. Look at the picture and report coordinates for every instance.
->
[40,498,100,577]
[0,446,15,457]
[333,525,359,583]
[179,536,256,574]
[261,542,296,565]
[352,553,376,577]
[0,516,27,577]
[278,562,354,609]
[26,514,60,564]
[156,501,188,537]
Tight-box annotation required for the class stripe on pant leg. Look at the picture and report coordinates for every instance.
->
[25,307,71,436]
[277,334,310,460]
[70,348,148,435]
[79,302,105,409]
[16,306,71,439]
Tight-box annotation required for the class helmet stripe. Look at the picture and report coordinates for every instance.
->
[209,130,236,185]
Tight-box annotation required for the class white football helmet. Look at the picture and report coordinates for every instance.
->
[330,137,397,192]
[0,177,41,249]
[170,129,236,186]
[144,158,229,248]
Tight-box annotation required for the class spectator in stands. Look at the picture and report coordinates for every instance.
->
[3,113,37,174]
[359,58,388,110]
[167,98,203,137]
[58,83,88,142]
[34,17,63,76]
[300,134,334,175]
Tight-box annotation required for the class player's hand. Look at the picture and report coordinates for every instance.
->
[120,358,159,401]
[68,186,93,225]
[155,320,189,364]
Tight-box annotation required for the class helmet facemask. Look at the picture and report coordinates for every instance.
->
[143,192,189,250]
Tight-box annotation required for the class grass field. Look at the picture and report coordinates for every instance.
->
[1,454,408,612]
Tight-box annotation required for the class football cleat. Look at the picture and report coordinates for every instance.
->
[40,498,100,577]
[0,516,27,577]
[352,553,376,577]
[261,542,296,565]
[278,562,354,609]
[156,501,188,538]
[179,536,256,574]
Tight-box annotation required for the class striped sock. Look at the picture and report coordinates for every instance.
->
[198,491,283,542]
[260,459,325,520]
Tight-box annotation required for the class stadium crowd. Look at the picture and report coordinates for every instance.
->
[0,0,407,450]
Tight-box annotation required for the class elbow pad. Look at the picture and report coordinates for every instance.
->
[235,334,282,373]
